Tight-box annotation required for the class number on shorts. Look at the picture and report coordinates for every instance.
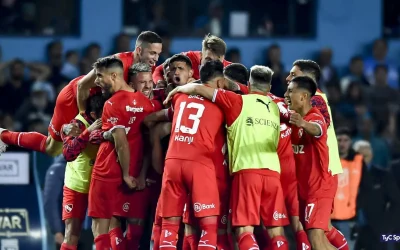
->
[174,102,205,135]
[305,203,315,222]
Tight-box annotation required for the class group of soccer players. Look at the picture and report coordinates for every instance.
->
[0,31,350,250]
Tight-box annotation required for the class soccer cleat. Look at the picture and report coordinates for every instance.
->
[0,128,8,155]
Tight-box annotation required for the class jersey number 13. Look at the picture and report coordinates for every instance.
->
[175,102,205,135]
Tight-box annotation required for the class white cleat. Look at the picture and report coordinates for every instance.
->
[0,128,8,155]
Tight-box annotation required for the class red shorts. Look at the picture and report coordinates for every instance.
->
[280,155,299,217]
[88,178,119,219]
[161,159,220,218]
[230,170,289,227]
[62,186,88,221]
[183,177,230,229]
[49,79,80,141]
[299,197,334,231]
[114,185,152,219]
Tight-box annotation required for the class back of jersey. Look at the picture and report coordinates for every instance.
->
[167,93,224,167]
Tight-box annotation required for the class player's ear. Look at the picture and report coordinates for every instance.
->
[189,69,193,78]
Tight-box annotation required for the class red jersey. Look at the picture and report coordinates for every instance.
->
[116,52,156,82]
[166,93,224,167]
[70,75,101,98]
[267,93,292,159]
[152,88,166,111]
[290,107,334,199]
[153,51,232,83]
[213,126,228,180]
[92,90,154,182]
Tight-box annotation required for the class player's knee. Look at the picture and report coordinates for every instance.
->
[290,216,304,232]
[184,224,197,235]
[307,229,327,248]
[91,218,109,238]
[234,226,253,237]
[45,138,62,156]
[265,226,285,238]
[109,216,121,229]
[127,217,145,226]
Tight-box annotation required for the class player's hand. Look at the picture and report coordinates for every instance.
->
[87,119,102,132]
[137,175,146,191]
[54,232,64,245]
[146,178,156,186]
[63,123,82,136]
[124,175,138,189]
[89,129,105,144]
[289,112,305,127]
[163,84,198,105]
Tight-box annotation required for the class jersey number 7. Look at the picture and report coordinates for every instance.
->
[175,102,205,135]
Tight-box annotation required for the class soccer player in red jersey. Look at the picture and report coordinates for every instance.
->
[164,62,290,250]
[247,66,311,250]
[286,60,349,250]
[0,31,162,157]
[153,34,230,83]
[60,94,104,250]
[78,31,162,111]
[87,57,154,250]
[284,76,338,250]
[158,60,227,250]
[128,62,164,111]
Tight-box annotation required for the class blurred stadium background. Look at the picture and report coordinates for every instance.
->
[1,0,400,249]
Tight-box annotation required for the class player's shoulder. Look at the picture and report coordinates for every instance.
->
[114,51,133,60]
[307,108,325,122]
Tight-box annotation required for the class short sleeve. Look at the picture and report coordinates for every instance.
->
[307,113,327,139]
[101,101,127,132]
[213,89,243,126]
[311,95,331,127]
[163,108,173,121]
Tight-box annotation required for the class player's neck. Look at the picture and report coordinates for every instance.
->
[133,50,140,63]
[299,104,312,116]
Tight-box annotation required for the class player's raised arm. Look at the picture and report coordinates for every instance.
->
[289,112,322,137]
[77,69,97,112]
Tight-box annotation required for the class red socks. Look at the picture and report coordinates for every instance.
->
[296,230,311,250]
[94,234,111,250]
[1,131,47,153]
[238,232,259,250]
[60,243,77,250]
[325,227,349,250]
[183,234,199,250]
[217,233,232,250]
[152,224,161,250]
[198,217,218,250]
[159,220,180,249]
[126,224,144,250]
[269,235,289,250]
[109,227,126,250]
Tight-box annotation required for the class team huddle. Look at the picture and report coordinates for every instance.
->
[0,31,349,250]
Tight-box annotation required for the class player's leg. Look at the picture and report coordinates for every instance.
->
[216,179,231,250]
[88,179,114,249]
[109,216,125,250]
[303,198,336,250]
[61,187,87,250]
[190,162,220,250]
[0,82,77,156]
[230,171,261,250]
[260,174,290,250]
[125,188,152,249]
[324,221,349,250]
[152,199,163,250]
[182,198,200,250]
[159,159,186,249]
